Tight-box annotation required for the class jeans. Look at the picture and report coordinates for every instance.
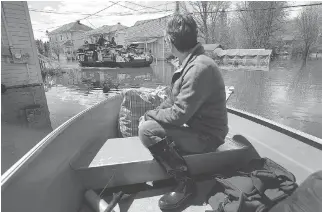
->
[138,120,222,154]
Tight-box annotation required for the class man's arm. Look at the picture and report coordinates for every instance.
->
[156,96,173,109]
[145,64,215,126]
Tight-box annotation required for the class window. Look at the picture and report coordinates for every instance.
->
[61,35,63,40]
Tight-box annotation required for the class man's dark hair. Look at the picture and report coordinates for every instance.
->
[167,14,198,52]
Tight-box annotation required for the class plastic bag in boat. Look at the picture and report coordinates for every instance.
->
[118,86,171,137]
[207,157,298,212]
[268,170,322,212]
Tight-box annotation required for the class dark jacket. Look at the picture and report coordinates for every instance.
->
[145,43,228,144]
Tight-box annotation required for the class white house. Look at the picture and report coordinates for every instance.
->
[47,21,92,59]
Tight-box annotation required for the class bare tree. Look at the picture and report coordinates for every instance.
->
[181,1,230,44]
[36,39,45,55]
[237,1,287,49]
[296,6,320,68]
[50,42,62,61]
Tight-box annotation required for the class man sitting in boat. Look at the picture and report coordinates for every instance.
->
[138,14,228,210]
[110,37,116,46]
[97,34,106,47]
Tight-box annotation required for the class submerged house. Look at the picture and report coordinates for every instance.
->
[212,48,272,71]
[47,21,92,60]
[84,23,127,46]
[123,15,172,60]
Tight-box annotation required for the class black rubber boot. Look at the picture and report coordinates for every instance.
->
[148,137,196,210]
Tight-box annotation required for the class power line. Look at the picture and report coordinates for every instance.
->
[80,1,119,20]
[32,10,172,34]
[105,2,321,31]
[43,2,119,33]
[28,2,173,16]
[30,8,171,17]
[29,8,101,16]
[124,1,163,12]
[86,19,96,29]
[110,1,140,12]
[186,2,322,14]
[29,2,170,17]
[29,2,322,19]
[85,10,172,18]
[34,2,321,38]
[135,2,172,11]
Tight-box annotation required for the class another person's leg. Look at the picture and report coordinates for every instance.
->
[138,120,220,210]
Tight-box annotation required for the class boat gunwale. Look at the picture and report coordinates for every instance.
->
[227,106,322,150]
[1,94,122,190]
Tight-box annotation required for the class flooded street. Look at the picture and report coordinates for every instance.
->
[4,58,320,174]
[222,60,322,138]
[45,63,162,129]
[46,60,322,138]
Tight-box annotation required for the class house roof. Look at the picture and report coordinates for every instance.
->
[311,44,322,52]
[203,44,223,51]
[124,15,171,42]
[133,20,148,26]
[85,23,128,37]
[214,49,272,57]
[48,21,92,35]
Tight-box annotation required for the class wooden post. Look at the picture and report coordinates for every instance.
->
[175,1,180,13]
[85,190,120,212]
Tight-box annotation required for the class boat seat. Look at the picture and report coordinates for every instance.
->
[71,134,258,190]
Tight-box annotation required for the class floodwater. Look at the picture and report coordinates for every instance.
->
[45,60,322,139]
[222,60,322,138]
[2,59,321,174]
[45,64,163,129]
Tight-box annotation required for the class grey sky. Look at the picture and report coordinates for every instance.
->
[28,1,303,41]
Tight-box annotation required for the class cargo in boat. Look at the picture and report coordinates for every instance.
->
[76,43,153,68]
[1,87,321,212]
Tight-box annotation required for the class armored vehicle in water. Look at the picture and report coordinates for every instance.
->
[76,42,153,68]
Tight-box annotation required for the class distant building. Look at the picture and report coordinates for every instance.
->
[84,23,127,46]
[47,21,92,59]
[203,43,223,58]
[1,2,51,128]
[123,15,172,60]
[123,14,208,60]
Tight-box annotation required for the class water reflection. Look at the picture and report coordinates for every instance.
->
[44,64,162,129]
[222,60,322,138]
[46,60,322,139]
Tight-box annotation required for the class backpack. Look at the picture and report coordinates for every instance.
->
[206,157,298,212]
[269,170,322,212]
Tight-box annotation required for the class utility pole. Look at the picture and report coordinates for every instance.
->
[175,1,180,14]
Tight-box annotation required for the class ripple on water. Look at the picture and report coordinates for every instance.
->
[46,60,322,138]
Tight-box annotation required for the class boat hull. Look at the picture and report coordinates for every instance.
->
[1,95,124,212]
[2,93,321,212]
